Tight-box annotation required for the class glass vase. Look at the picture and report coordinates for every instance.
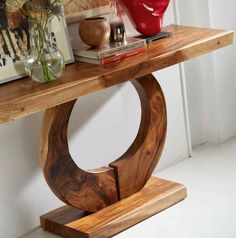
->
[24,19,65,83]
[109,0,126,44]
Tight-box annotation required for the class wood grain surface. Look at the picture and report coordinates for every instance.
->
[40,177,187,238]
[110,75,167,199]
[40,74,166,211]
[40,100,118,212]
[0,25,233,124]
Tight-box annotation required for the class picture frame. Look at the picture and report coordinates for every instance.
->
[63,0,110,24]
[0,12,74,84]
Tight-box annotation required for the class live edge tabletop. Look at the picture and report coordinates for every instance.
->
[0,24,233,125]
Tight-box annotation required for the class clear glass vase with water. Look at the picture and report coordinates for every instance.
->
[24,19,65,83]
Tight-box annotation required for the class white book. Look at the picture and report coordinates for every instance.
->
[73,37,146,60]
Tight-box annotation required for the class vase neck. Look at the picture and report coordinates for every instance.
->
[28,20,53,48]
[109,0,123,24]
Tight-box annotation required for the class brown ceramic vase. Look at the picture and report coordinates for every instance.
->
[79,17,111,48]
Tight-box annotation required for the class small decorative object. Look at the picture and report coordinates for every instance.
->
[0,0,74,84]
[23,0,65,83]
[79,17,110,48]
[25,22,65,83]
[119,0,170,36]
[109,0,126,43]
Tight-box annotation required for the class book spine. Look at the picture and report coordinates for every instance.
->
[73,50,100,59]
[100,40,146,59]
[100,47,146,65]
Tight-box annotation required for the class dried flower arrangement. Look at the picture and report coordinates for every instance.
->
[4,0,62,21]
[1,0,65,83]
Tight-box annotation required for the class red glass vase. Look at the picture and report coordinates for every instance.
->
[119,0,170,36]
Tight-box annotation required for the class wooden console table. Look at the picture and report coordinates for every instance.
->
[0,25,233,238]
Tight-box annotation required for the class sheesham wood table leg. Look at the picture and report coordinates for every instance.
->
[40,74,187,238]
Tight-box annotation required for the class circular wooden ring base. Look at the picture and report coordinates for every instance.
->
[40,74,167,212]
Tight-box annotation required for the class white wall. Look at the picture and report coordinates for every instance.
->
[176,0,236,146]
[207,0,236,141]
[0,3,190,237]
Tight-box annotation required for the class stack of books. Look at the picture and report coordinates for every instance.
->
[73,38,146,65]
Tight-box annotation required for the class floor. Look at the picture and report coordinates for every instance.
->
[24,139,236,238]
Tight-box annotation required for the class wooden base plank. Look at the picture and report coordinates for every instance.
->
[40,177,187,238]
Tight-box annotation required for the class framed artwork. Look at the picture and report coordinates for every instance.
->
[62,0,111,24]
[0,5,74,84]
